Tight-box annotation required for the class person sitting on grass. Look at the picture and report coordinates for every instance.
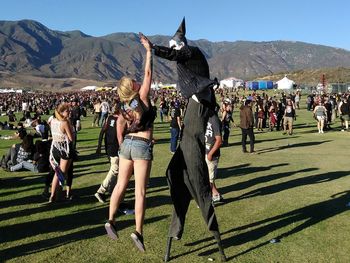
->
[5,134,35,172]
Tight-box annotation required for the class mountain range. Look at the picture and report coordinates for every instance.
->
[1,19,350,90]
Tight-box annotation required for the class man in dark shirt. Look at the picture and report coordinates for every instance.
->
[240,100,255,153]
[205,111,223,203]
[95,108,120,203]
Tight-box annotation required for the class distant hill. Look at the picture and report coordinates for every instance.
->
[257,67,350,86]
[1,19,350,90]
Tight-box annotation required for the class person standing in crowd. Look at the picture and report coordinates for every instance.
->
[268,100,278,131]
[100,99,110,126]
[221,99,233,146]
[324,97,332,130]
[240,99,255,153]
[169,100,182,154]
[256,101,265,132]
[313,101,327,133]
[295,91,301,109]
[70,98,81,148]
[276,98,285,131]
[105,33,156,253]
[49,103,73,202]
[339,97,349,131]
[283,99,296,135]
[205,109,223,203]
[159,97,166,122]
[92,99,101,127]
[95,107,120,203]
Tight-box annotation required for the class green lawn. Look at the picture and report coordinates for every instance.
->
[1,104,350,263]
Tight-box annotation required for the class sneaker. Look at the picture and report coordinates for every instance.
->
[130,231,146,252]
[212,194,223,203]
[66,194,74,201]
[105,221,118,240]
[95,192,106,203]
[48,196,54,203]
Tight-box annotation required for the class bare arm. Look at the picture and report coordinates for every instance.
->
[177,116,182,130]
[138,33,152,104]
[62,120,73,142]
[117,115,127,146]
[207,135,222,161]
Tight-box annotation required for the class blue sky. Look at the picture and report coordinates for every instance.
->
[1,0,349,50]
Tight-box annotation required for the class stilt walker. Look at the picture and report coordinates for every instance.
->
[142,17,226,262]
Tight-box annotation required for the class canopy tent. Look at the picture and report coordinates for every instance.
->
[219,77,244,90]
[81,86,97,91]
[276,76,295,90]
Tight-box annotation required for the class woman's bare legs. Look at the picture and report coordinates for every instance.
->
[109,157,133,223]
[50,158,70,200]
[133,159,151,235]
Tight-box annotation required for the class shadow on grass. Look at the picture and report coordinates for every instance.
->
[220,167,318,196]
[0,174,43,190]
[224,190,350,260]
[256,140,332,154]
[0,213,168,261]
[235,170,350,201]
[184,190,350,261]
[218,163,288,179]
[225,136,295,148]
[0,185,43,198]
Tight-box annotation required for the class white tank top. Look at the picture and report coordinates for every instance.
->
[50,118,70,156]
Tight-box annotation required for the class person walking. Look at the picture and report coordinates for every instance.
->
[313,101,327,133]
[283,99,296,135]
[95,108,120,203]
[92,99,101,127]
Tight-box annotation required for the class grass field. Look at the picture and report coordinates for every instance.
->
[1,102,350,263]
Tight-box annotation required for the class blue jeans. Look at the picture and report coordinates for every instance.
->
[99,112,108,126]
[170,128,180,153]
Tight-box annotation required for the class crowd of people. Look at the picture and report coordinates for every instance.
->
[2,81,350,260]
[2,28,350,261]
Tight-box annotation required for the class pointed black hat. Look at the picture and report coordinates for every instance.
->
[172,17,187,44]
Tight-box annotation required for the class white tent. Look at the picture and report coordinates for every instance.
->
[219,77,244,90]
[276,75,295,90]
[81,86,97,91]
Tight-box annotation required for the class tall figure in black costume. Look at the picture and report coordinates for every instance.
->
[141,18,226,262]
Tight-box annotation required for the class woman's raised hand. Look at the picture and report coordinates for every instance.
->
[139,32,152,51]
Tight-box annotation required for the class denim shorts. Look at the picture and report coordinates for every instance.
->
[119,136,153,161]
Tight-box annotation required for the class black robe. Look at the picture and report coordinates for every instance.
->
[154,44,219,238]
